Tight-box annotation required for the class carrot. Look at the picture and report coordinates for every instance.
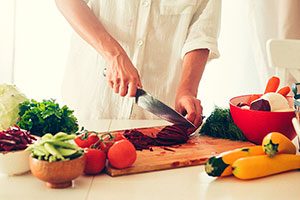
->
[247,94,261,105]
[277,86,290,97]
[264,76,280,94]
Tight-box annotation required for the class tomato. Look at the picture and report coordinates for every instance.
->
[84,148,107,175]
[99,132,126,153]
[107,139,137,169]
[74,132,99,148]
[114,132,126,141]
[99,141,114,153]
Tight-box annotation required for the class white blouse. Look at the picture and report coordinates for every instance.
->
[61,0,221,123]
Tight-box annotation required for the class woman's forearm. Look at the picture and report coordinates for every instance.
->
[55,0,124,60]
[177,49,209,96]
[56,0,142,96]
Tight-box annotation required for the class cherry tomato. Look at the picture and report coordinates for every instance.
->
[99,141,114,153]
[98,132,126,153]
[107,139,137,169]
[84,148,107,175]
[113,132,126,141]
[74,132,99,148]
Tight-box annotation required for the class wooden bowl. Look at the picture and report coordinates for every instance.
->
[29,155,86,188]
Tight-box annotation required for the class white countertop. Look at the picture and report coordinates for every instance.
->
[1,120,300,200]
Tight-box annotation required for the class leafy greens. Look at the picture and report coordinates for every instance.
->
[17,99,79,136]
[200,107,247,141]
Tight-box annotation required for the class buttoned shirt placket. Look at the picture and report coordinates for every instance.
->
[129,0,152,118]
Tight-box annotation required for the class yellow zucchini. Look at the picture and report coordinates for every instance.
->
[262,132,296,157]
[205,146,264,177]
[232,154,300,180]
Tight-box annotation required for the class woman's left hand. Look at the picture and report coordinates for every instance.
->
[175,92,203,128]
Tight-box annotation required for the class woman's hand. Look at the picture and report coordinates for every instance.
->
[55,0,142,97]
[106,52,142,97]
[175,91,203,128]
[176,49,209,127]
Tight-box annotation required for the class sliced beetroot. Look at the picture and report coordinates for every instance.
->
[0,126,36,152]
[250,99,271,111]
[156,131,188,142]
[14,144,28,150]
[124,124,190,150]
[1,144,14,151]
[123,129,157,150]
[0,139,16,145]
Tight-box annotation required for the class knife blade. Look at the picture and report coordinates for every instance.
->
[135,88,196,128]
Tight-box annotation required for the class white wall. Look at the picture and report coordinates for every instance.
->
[0,1,15,83]
[13,0,72,101]
[199,1,260,116]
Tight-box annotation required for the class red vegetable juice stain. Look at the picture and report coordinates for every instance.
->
[172,161,180,167]
[155,151,166,156]
[199,158,208,162]
[190,159,199,164]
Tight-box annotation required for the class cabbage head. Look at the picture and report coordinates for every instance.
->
[0,84,27,130]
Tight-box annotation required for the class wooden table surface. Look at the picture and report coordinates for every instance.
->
[1,120,300,200]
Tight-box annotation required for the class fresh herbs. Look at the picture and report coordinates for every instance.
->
[200,107,247,141]
[17,99,79,137]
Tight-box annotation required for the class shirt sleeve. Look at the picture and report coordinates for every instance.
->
[181,0,221,61]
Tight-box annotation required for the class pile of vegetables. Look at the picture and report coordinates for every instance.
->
[237,76,291,111]
[0,84,27,130]
[26,132,83,162]
[74,130,137,175]
[201,76,293,141]
[0,126,36,151]
[200,107,246,141]
[17,99,79,137]
[205,132,299,179]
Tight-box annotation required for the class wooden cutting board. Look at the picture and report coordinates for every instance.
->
[105,127,253,177]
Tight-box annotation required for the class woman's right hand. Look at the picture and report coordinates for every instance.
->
[106,52,142,97]
[55,0,142,97]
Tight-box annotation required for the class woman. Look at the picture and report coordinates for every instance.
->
[55,0,221,127]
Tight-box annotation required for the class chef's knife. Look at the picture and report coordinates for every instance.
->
[135,88,196,128]
[102,69,196,128]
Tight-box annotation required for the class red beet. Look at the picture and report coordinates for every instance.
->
[250,99,271,111]
[124,124,190,150]
[0,126,36,152]
[123,129,157,150]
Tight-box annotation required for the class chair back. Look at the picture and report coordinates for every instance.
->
[266,39,300,86]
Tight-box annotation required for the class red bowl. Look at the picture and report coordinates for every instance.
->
[229,94,296,144]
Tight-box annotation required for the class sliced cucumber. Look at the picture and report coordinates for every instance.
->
[57,147,77,156]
